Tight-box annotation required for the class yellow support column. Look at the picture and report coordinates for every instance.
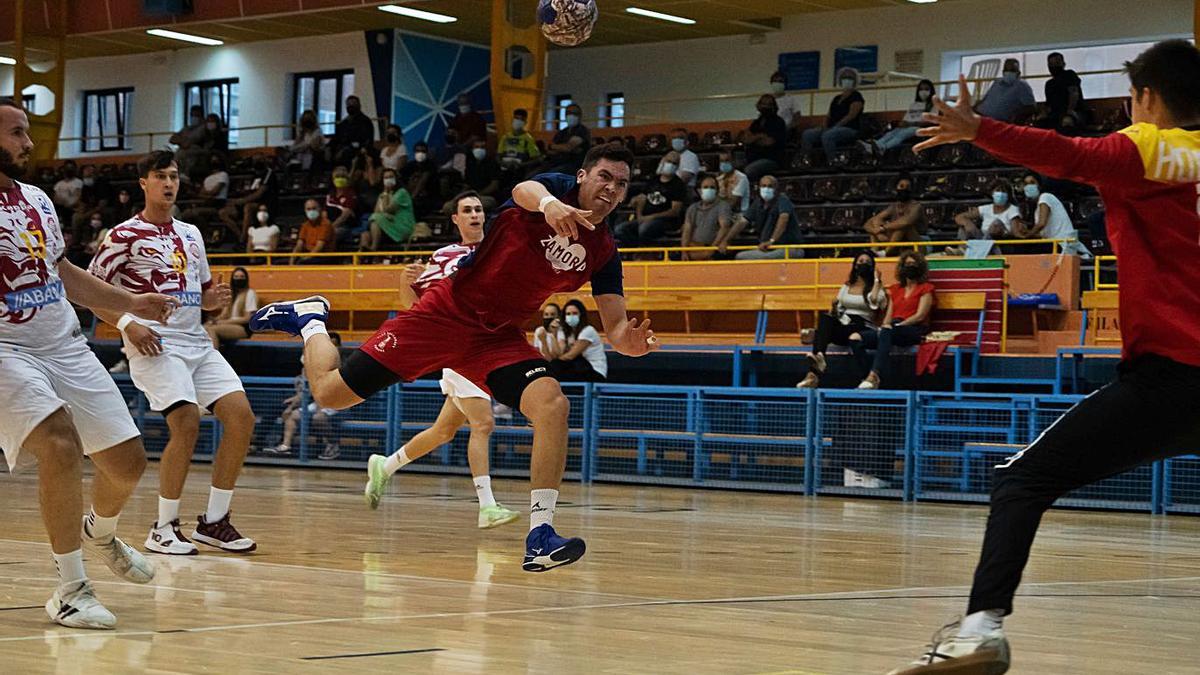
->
[14,0,67,169]
[490,0,548,139]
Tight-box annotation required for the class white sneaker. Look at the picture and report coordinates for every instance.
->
[857,378,878,389]
[144,520,199,555]
[108,360,128,374]
[83,517,154,584]
[45,580,116,630]
[888,620,1010,675]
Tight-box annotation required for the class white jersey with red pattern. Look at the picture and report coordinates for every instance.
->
[0,182,81,355]
[411,242,478,297]
[88,213,212,349]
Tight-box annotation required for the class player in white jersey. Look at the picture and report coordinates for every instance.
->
[0,102,180,628]
[88,150,258,555]
[363,191,519,529]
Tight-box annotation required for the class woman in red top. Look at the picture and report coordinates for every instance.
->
[856,250,935,389]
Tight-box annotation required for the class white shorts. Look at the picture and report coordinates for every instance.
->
[439,368,489,403]
[0,346,140,472]
[129,345,244,413]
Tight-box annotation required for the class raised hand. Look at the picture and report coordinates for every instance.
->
[203,272,233,311]
[542,199,595,240]
[401,261,426,287]
[614,317,660,357]
[914,74,983,152]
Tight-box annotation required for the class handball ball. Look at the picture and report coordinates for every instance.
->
[537,0,598,47]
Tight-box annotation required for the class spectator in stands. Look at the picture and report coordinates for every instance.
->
[770,70,802,131]
[741,95,787,184]
[869,79,936,154]
[180,155,230,235]
[797,250,888,388]
[52,161,82,222]
[953,179,1020,253]
[459,139,501,210]
[616,150,687,247]
[801,67,865,160]
[326,165,361,243]
[716,151,750,213]
[438,129,469,179]
[534,303,564,361]
[450,93,487,143]
[360,168,415,252]
[330,95,375,168]
[68,211,109,268]
[976,58,1036,124]
[401,141,439,216]
[656,128,700,188]
[199,154,230,201]
[265,332,343,458]
[543,103,590,174]
[204,266,258,349]
[245,205,281,260]
[380,124,407,172]
[726,175,803,260]
[1012,172,1083,253]
[681,175,733,261]
[1035,52,1090,134]
[498,108,540,173]
[548,299,608,382]
[171,105,211,180]
[857,251,935,389]
[283,109,325,173]
[864,174,924,252]
[219,157,278,243]
[205,113,229,153]
[71,163,113,232]
[113,188,135,224]
[292,198,335,264]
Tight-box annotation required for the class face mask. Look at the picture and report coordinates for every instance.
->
[700,187,717,203]
[565,314,580,328]
[902,265,919,279]
[383,178,397,188]
[542,317,554,329]
[770,82,786,96]
[333,177,349,188]
[512,119,526,131]
[206,122,217,130]
[230,277,248,291]
[719,161,733,174]
[841,78,856,89]
[895,188,912,202]
[458,105,471,114]
[82,177,95,187]
[758,106,775,116]
[1024,184,1040,199]
[760,187,776,201]
[414,152,428,163]
[347,105,361,115]
[855,262,873,277]
[1048,65,1065,76]
[90,219,103,229]
[306,209,321,221]
[472,148,487,161]
[566,114,581,126]
[118,194,130,204]
[256,211,270,224]
[660,162,677,176]
[1002,71,1018,84]
[993,191,1009,206]
[190,116,202,125]
[386,133,400,143]
[671,138,686,152]
[917,89,931,101]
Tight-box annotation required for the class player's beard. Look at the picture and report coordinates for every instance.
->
[0,146,28,179]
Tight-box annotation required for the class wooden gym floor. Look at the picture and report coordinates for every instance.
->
[1,463,1199,674]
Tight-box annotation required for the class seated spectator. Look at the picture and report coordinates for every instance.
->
[112,188,135,224]
[450,93,487,144]
[534,303,564,361]
[170,105,212,180]
[219,157,278,243]
[498,108,541,174]
[282,109,325,172]
[1012,172,1083,253]
[265,332,343,457]
[857,251,935,389]
[360,168,415,251]
[438,129,469,179]
[400,141,439,216]
[976,58,1036,124]
[798,250,887,388]
[326,165,361,241]
[179,155,230,234]
[616,151,687,247]
[547,299,608,382]
[953,179,1020,252]
[204,266,258,348]
[770,70,803,132]
[330,95,375,168]
[1035,52,1091,134]
[801,67,865,160]
[458,139,501,210]
[379,124,408,171]
[71,164,113,232]
[657,128,701,187]
[200,154,230,200]
[864,174,924,252]
[245,205,281,259]
[67,211,109,268]
[543,103,590,174]
[725,175,803,260]
[681,175,733,261]
[715,151,750,213]
[740,95,786,184]
[292,198,336,264]
[52,161,82,222]
[869,80,935,154]
[205,113,229,153]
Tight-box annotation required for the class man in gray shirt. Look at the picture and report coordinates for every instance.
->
[976,58,1036,123]
[681,175,733,260]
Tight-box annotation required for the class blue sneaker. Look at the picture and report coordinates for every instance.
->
[522,524,586,572]
[249,296,329,337]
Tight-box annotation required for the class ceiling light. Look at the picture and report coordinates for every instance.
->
[906,0,939,3]
[146,28,224,46]
[0,57,15,66]
[625,7,696,24]
[379,4,458,23]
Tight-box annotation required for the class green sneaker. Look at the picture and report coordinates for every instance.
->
[478,504,520,529]
[364,454,391,510]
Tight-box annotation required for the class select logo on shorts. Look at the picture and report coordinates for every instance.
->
[524,366,547,378]
[540,235,587,273]
[5,279,63,310]
[169,291,203,307]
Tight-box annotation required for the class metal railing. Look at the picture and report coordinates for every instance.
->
[1093,254,1118,290]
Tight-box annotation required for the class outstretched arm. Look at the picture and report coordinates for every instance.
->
[59,259,178,323]
[594,293,659,357]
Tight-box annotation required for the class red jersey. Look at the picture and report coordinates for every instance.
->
[973,119,1200,366]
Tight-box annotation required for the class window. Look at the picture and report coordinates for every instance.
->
[547,94,573,131]
[601,92,625,129]
[82,88,134,153]
[293,70,355,136]
[183,78,239,146]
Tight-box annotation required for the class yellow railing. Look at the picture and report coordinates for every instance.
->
[1093,254,1118,290]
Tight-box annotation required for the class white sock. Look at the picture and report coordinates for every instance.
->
[157,496,180,527]
[52,549,86,585]
[529,488,558,531]
[206,487,234,522]
[83,508,119,541]
[383,447,412,476]
[958,609,1005,637]
[474,476,497,509]
[300,320,328,343]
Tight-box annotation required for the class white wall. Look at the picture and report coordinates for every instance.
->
[545,0,1190,126]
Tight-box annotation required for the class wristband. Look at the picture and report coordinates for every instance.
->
[538,195,559,213]
[116,314,136,333]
